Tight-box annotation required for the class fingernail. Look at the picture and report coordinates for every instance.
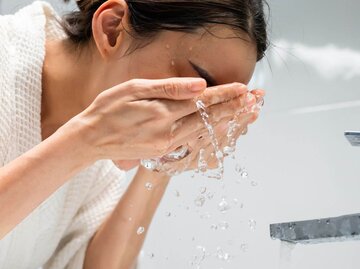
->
[189,78,207,92]
[236,84,248,94]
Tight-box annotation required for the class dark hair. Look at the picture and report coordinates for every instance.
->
[62,0,269,61]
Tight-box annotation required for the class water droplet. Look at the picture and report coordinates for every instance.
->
[218,198,231,213]
[207,192,214,200]
[211,224,218,230]
[200,212,211,219]
[128,217,133,222]
[240,243,249,252]
[216,247,231,261]
[194,195,206,207]
[251,180,258,187]
[235,163,242,173]
[233,198,239,205]
[174,190,180,197]
[145,182,153,190]
[171,60,175,66]
[326,219,330,225]
[148,253,155,258]
[223,146,234,156]
[166,44,170,49]
[199,186,207,194]
[219,221,229,230]
[165,211,171,217]
[240,170,249,179]
[249,219,256,231]
[189,46,193,51]
[137,226,145,235]
[198,149,207,173]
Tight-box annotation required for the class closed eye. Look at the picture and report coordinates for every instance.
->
[189,60,217,87]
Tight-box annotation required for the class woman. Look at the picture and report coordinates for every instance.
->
[0,0,268,268]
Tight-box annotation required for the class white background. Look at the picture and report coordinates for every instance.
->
[1,0,359,268]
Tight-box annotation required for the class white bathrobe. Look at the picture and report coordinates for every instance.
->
[0,1,127,268]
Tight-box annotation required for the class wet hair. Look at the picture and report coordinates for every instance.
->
[62,0,269,61]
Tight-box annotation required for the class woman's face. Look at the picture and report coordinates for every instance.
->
[102,26,258,89]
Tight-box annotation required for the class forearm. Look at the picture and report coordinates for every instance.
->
[84,166,170,269]
[0,118,95,239]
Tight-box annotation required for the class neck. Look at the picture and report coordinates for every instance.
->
[41,40,102,134]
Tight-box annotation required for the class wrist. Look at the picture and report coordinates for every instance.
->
[57,116,100,166]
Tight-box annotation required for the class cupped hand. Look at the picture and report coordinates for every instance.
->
[152,88,265,174]
[72,78,250,167]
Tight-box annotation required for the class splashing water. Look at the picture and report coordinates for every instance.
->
[195,100,224,179]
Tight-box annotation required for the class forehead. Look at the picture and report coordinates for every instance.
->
[173,26,258,85]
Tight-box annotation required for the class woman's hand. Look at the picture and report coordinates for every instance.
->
[71,78,249,163]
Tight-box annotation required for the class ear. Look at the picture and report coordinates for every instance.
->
[92,0,130,59]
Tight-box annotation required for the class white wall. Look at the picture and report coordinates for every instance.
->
[2,1,359,268]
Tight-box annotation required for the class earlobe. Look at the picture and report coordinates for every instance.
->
[92,0,128,59]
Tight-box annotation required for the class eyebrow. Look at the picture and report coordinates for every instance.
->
[189,60,217,87]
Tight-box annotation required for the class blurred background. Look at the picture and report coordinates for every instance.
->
[1,0,359,268]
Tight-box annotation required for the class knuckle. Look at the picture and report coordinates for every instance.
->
[127,78,145,88]
[163,81,180,99]
[152,102,170,120]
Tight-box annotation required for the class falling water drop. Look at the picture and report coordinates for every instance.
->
[200,212,211,219]
[148,253,155,259]
[165,211,172,217]
[249,219,257,231]
[216,247,231,261]
[199,186,207,194]
[219,221,229,230]
[206,192,214,200]
[240,169,249,179]
[174,190,181,197]
[240,243,249,252]
[218,198,231,213]
[235,163,242,173]
[194,195,206,207]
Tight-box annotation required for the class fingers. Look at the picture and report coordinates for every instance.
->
[159,82,249,120]
[250,89,266,97]
[170,97,256,146]
[127,78,207,101]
